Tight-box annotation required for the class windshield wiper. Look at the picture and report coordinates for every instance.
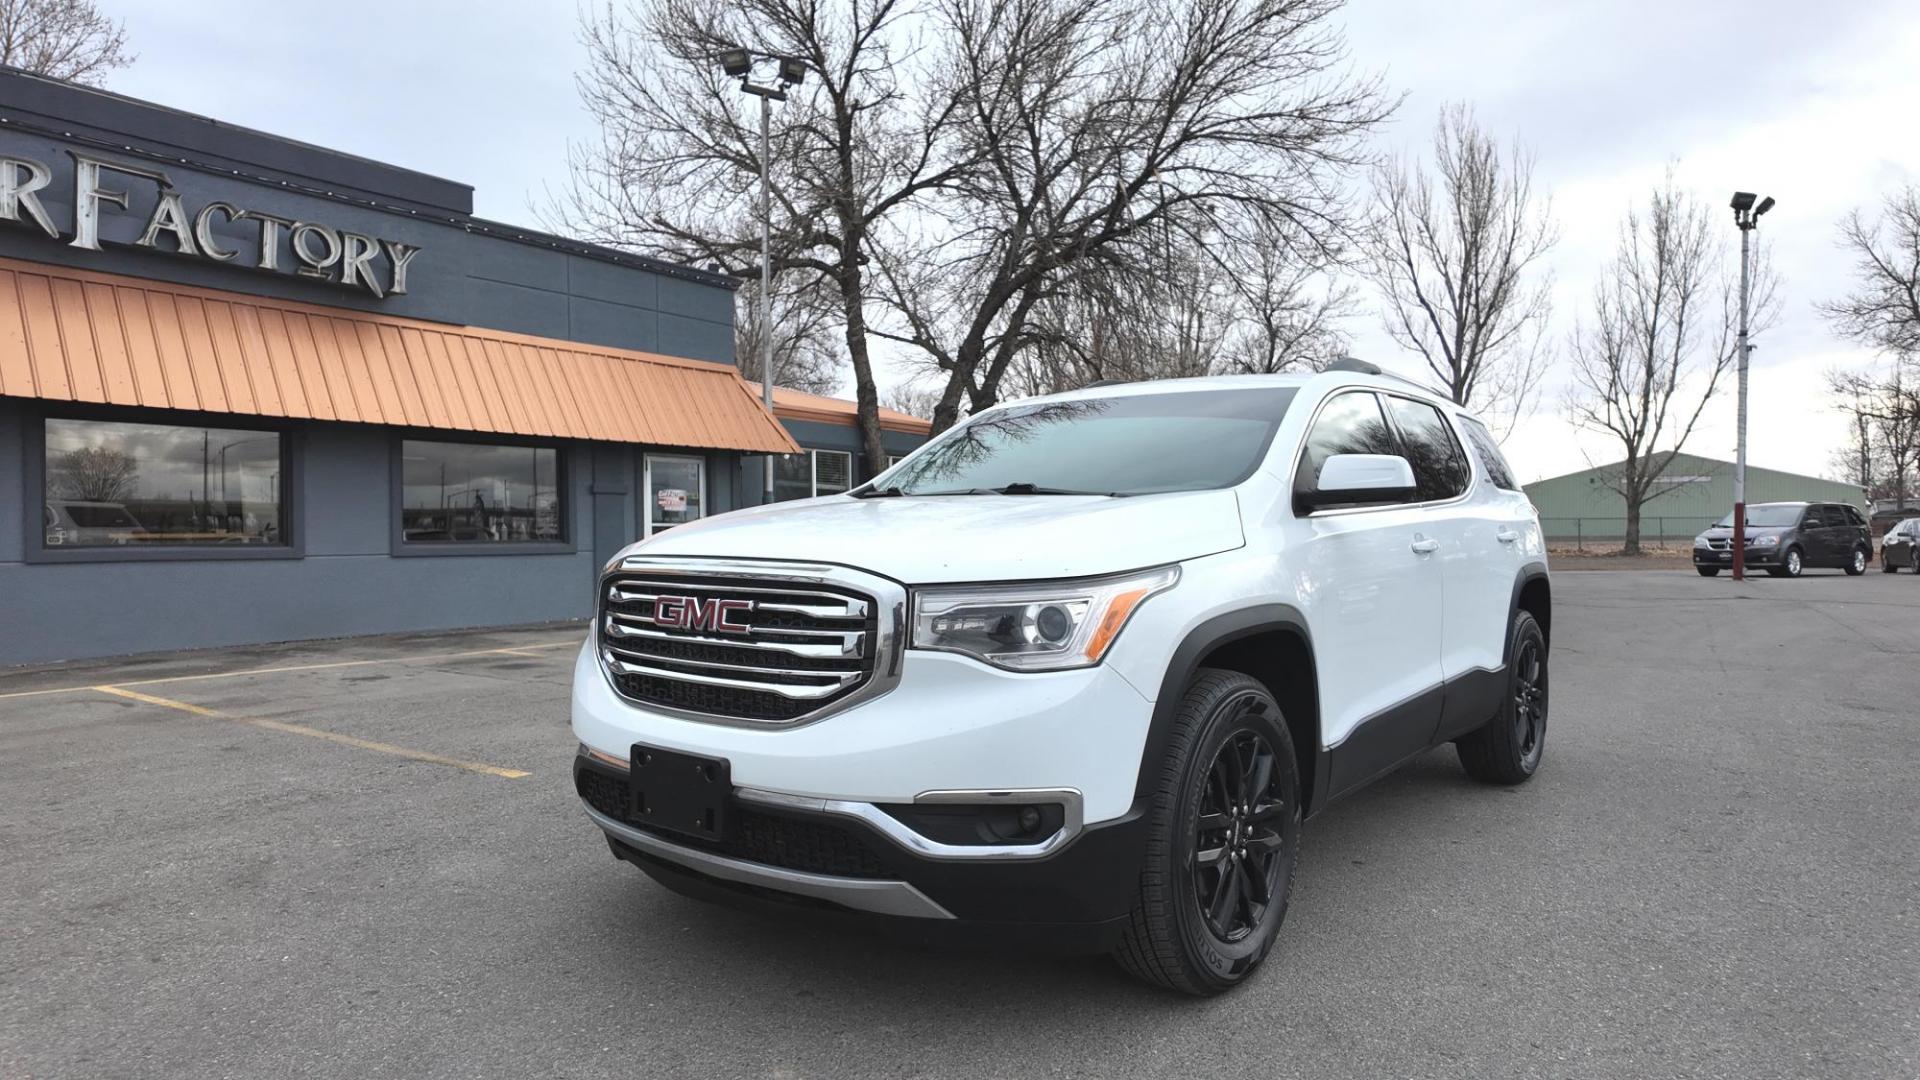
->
[851,486,905,498]
[994,482,1127,497]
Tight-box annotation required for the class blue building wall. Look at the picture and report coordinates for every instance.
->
[0,395,752,664]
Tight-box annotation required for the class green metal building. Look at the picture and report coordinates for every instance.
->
[1524,452,1869,547]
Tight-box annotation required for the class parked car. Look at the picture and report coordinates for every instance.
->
[570,360,1552,995]
[1882,518,1920,572]
[43,500,146,546]
[1692,501,1873,578]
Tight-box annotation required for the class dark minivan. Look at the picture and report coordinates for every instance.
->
[1693,501,1873,578]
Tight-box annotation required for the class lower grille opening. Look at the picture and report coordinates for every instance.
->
[577,763,892,880]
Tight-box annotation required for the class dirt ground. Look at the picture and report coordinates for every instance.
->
[1545,546,1695,570]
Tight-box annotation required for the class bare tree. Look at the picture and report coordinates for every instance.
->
[733,276,844,395]
[873,0,1388,434]
[554,0,971,476]
[1828,362,1920,510]
[0,0,132,84]
[1363,103,1555,428]
[882,378,943,420]
[1821,184,1920,356]
[1214,216,1354,375]
[50,445,137,501]
[1564,178,1778,555]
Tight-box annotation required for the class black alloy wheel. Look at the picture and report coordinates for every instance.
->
[1510,636,1546,773]
[1116,669,1301,995]
[1457,610,1548,785]
[1192,730,1288,943]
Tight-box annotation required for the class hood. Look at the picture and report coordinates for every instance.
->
[1700,524,1793,540]
[627,490,1246,583]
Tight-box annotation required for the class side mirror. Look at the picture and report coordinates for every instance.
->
[1300,453,1417,512]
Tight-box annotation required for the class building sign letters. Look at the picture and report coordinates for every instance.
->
[0,151,420,298]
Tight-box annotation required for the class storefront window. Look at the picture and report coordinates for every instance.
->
[43,418,284,547]
[773,449,854,502]
[400,439,561,544]
[645,455,704,535]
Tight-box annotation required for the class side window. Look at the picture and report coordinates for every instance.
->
[1844,506,1866,526]
[1459,415,1520,491]
[1817,506,1847,528]
[1382,396,1471,502]
[1293,391,1399,503]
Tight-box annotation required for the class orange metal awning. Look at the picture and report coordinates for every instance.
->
[0,255,799,454]
[772,386,932,435]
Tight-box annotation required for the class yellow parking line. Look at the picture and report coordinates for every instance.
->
[92,685,530,779]
[0,639,580,702]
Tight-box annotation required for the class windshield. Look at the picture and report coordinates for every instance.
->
[876,388,1298,497]
[1715,505,1803,528]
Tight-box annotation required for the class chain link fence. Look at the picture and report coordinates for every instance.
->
[1539,516,1721,551]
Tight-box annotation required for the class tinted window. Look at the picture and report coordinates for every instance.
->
[1715,505,1804,528]
[886,388,1297,497]
[1294,391,1399,502]
[400,439,561,543]
[1843,506,1866,526]
[43,417,284,547]
[1383,396,1470,501]
[1816,506,1848,528]
[1459,415,1519,491]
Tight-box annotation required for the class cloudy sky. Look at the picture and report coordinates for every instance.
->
[103,0,1920,482]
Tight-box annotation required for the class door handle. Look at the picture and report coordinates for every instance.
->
[1496,529,1521,544]
[1410,536,1440,554]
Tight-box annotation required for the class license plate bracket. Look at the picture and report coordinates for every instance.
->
[630,744,731,842]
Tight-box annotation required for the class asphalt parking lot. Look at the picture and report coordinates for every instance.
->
[3,571,1917,1079]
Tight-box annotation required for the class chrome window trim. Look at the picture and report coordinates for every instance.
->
[581,802,954,920]
[596,556,905,729]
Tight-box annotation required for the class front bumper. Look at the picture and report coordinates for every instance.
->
[1694,547,1778,565]
[571,640,1160,928]
[575,753,1148,931]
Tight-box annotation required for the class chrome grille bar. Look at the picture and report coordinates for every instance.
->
[602,616,862,658]
[601,652,859,699]
[607,582,868,620]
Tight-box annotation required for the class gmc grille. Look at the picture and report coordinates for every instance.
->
[598,571,879,724]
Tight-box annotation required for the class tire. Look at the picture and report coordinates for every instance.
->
[1115,669,1301,996]
[1456,611,1547,785]
[1846,547,1869,575]
[1883,559,1897,573]
[1696,566,1720,577]
[1776,546,1804,578]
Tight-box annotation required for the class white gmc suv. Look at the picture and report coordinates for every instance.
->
[572,361,1551,994]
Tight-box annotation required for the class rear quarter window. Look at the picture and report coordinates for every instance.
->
[1458,415,1520,492]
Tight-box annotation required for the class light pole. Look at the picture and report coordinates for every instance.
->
[1728,191,1774,581]
[719,47,806,503]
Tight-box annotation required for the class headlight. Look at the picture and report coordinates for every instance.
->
[911,566,1180,671]
[1750,534,1779,547]
[1694,535,1710,548]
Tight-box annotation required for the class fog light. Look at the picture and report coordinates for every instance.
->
[1017,805,1043,834]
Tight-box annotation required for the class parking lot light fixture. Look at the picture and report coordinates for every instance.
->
[1729,190,1774,580]
[717,47,807,502]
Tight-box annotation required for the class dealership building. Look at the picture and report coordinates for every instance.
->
[0,69,928,666]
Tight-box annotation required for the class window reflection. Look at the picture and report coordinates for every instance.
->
[43,418,283,547]
[1382,397,1469,501]
[1293,392,1400,502]
[886,390,1294,496]
[401,440,561,543]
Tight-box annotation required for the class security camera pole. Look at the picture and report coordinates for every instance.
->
[1727,191,1773,581]
[718,48,807,502]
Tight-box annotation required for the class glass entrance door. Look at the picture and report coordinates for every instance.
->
[643,454,705,536]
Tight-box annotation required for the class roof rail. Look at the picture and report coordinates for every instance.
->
[1323,356,1430,392]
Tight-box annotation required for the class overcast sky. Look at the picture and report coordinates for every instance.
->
[103,0,1920,483]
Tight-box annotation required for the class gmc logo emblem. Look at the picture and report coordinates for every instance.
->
[652,595,754,635]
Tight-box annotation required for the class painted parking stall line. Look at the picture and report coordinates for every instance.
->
[92,685,531,779]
